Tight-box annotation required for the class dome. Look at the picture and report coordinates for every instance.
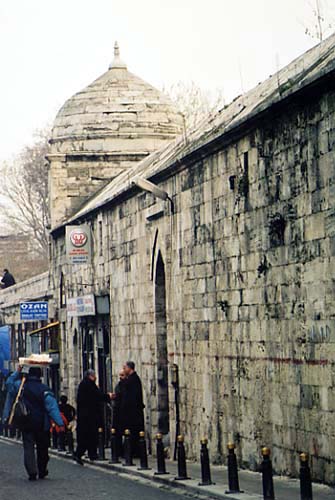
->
[50,42,183,155]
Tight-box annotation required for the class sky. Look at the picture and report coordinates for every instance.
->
[0,0,334,161]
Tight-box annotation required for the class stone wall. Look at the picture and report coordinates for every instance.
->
[52,84,335,482]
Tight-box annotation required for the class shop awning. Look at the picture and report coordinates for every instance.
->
[29,321,60,336]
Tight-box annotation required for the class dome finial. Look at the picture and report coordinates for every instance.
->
[109,41,127,70]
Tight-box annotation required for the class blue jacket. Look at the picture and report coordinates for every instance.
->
[3,371,63,431]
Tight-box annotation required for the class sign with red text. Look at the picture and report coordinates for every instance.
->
[66,225,91,265]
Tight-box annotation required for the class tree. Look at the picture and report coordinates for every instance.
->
[0,128,50,257]
[164,81,225,133]
[303,0,334,42]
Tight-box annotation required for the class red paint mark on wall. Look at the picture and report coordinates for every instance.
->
[168,352,329,366]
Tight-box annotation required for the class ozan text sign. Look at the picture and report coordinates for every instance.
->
[20,302,49,321]
[66,225,91,265]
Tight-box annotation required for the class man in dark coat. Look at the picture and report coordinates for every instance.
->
[111,369,126,456]
[73,369,111,465]
[0,269,16,288]
[120,361,145,456]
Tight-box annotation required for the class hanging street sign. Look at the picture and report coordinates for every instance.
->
[20,302,49,321]
[66,225,92,265]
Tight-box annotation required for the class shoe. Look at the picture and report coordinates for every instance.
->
[39,470,48,479]
[89,455,99,461]
[28,474,37,481]
[73,454,84,466]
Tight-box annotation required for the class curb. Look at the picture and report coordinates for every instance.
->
[0,436,262,500]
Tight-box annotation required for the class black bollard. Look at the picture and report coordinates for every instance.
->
[175,435,191,480]
[154,433,169,475]
[4,424,8,438]
[51,426,58,449]
[225,442,243,493]
[9,426,16,438]
[138,431,151,470]
[16,428,22,440]
[98,427,106,460]
[123,429,134,466]
[58,430,66,451]
[110,428,121,464]
[199,438,214,486]
[300,453,313,500]
[261,447,275,500]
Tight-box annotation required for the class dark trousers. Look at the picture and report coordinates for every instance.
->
[76,424,98,459]
[22,430,50,477]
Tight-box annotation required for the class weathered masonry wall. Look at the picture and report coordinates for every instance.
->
[53,86,335,482]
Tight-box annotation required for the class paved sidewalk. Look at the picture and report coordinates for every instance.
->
[2,437,334,500]
[113,455,334,500]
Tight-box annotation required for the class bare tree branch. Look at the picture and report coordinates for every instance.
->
[302,0,335,42]
[0,128,50,257]
[164,81,225,133]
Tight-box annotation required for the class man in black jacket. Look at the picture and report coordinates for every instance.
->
[0,269,15,288]
[73,369,111,465]
[120,361,145,456]
[111,369,126,457]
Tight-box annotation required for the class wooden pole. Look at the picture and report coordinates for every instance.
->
[8,375,26,426]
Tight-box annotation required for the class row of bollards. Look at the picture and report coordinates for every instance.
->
[1,421,314,499]
[109,429,314,500]
[260,447,313,500]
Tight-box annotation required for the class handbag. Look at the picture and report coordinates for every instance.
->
[9,376,32,430]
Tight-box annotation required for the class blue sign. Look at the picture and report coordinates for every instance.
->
[0,326,10,375]
[20,301,48,321]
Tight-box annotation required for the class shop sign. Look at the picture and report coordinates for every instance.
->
[67,294,96,317]
[66,225,91,265]
[20,301,49,321]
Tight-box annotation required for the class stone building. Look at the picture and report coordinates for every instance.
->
[0,273,60,395]
[49,42,183,228]
[1,36,335,483]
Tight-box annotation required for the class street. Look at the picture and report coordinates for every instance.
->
[0,440,191,500]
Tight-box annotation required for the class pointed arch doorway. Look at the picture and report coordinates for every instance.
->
[155,251,169,436]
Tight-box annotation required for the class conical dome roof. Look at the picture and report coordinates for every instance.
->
[50,42,183,155]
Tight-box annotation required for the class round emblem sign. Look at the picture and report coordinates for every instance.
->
[70,228,88,248]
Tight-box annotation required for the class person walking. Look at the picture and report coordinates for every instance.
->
[4,365,64,480]
[73,369,112,465]
[120,361,145,456]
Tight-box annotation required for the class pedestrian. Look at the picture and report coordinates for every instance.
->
[0,269,16,288]
[3,365,64,481]
[59,395,76,424]
[57,395,76,452]
[111,369,127,456]
[73,369,112,465]
[120,361,145,457]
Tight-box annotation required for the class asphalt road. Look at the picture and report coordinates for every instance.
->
[0,440,193,500]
